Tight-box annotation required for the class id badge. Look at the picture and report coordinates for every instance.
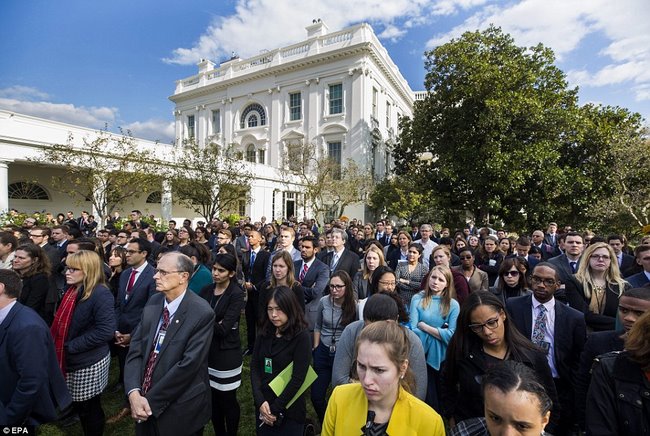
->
[539,341,550,354]
[264,357,272,374]
[329,344,336,354]
[154,331,166,354]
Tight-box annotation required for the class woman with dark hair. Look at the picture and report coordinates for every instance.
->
[180,241,213,294]
[498,237,513,256]
[385,233,399,257]
[161,229,180,253]
[352,244,386,300]
[565,242,629,331]
[452,248,489,294]
[215,243,245,283]
[311,271,358,423]
[251,286,311,435]
[12,243,56,324]
[199,253,246,436]
[386,231,412,270]
[440,291,558,430]
[358,266,408,324]
[322,321,444,435]
[50,250,115,435]
[475,235,504,287]
[451,360,552,436]
[453,238,467,256]
[177,226,195,247]
[586,311,650,434]
[395,242,428,312]
[194,226,210,246]
[107,246,127,300]
[489,257,531,304]
[410,265,459,410]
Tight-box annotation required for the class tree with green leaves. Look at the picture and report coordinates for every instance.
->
[34,130,159,226]
[394,25,582,229]
[280,140,373,224]
[170,140,253,222]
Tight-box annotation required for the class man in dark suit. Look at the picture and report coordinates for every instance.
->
[574,286,650,430]
[294,236,330,332]
[507,262,586,434]
[242,230,271,355]
[506,236,540,271]
[322,228,360,279]
[234,223,252,260]
[531,230,554,261]
[374,220,390,247]
[0,269,72,425]
[548,231,585,284]
[544,222,559,248]
[125,252,214,436]
[29,226,60,269]
[607,234,635,276]
[626,245,650,287]
[113,238,156,405]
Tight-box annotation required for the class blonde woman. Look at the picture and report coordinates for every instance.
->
[352,244,386,299]
[410,266,459,410]
[50,250,116,435]
[565,242,629,331]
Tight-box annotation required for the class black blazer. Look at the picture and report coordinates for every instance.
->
[243,249,271,287]
[114,263,157,334]
[0,303,72,425]
[618,253,636,275]
[564,275,627,331]
[18,272,56,325]
[322,249,360,280]
[506,295,587,382]
[199,280,246,364]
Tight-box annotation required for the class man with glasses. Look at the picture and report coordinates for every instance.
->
[414,224,438,269]
[322,228,359,279]
[124,252,214,436]
[116,230,131,249]
[506,262,586,434]
[110,238,156,422]
[30,226,60,276]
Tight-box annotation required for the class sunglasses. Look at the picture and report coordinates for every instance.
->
[503,270,520,277]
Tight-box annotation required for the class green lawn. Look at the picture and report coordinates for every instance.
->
[39,312,318,435]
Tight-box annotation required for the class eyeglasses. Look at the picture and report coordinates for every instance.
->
[154,269,183,276]
[590,254,611,261]
[329,284,345,290]
[29,233,44,238]
[126,250,142,255]
[469,317,500,333]
[503,270,520,277]
[530,276,557,287]
[65,267,81,273]
[460,255,473,260]
[378,280,396,286]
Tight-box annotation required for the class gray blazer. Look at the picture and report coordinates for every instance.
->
[124,291,215,436]
[294,258,330,331]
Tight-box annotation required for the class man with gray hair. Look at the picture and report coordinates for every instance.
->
[125,252,214,436]
[322,227,360,278]
[414,224,438,269]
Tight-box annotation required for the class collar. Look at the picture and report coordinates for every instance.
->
[132,262,148,275]
[164,290,187,319]
[0,300,17,325]
[532,295,555,312]
[303,258,315,268]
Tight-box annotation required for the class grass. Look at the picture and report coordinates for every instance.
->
[39,311,318,435]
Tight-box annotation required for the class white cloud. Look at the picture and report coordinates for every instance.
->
[121,119,176,143]
[0,85,51,101]
[423,0,650,101]
[163,0,458,65]
[0,96,118,128]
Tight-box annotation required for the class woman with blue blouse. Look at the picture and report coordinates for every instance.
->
[410,265,459,411]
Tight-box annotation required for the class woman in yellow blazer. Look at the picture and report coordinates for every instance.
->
[322,320,444,436]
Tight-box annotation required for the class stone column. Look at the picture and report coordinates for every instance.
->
[161,179,172,223]
[0,161,8,213]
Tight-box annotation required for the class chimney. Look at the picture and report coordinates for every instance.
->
[306,19,328,38]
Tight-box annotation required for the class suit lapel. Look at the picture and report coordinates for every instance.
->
[0,303,20,346]
[522,296,534,338]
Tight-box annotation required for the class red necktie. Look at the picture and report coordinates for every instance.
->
[142,308,170,394]
[126,269,137,295]
[299,263,308,281]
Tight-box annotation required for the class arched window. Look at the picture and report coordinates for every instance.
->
[240,103,266,128]
[146,191,162,204]
[8,182,50,200]
[246,144,256,162]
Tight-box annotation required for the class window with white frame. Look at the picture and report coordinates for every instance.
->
[257,148,265,165]
[187,115,195,139]
[329,84,343,115]
[240,103,266,129]
[212,109,221,134]
[327,141,342,180]
[386,102,391,128]
[246,144,256,162]
[289,92,301,121]
[372,87,378,119]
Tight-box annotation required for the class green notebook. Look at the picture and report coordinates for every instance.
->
[269,363,317,408]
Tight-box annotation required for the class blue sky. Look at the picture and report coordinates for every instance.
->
[1,0,648,143]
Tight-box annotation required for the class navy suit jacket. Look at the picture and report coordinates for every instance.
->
[294,258,330,330]
[626,271,650,288]
[0,302,72,425]
[506,295,586,383]
[618,253,636,276]
[322,249,361,280]
[124,291,214,435]
[548,253,580,284]
[115,263,156,334]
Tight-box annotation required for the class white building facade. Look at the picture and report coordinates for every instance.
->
[170,21,415,222]
[0,21,416,224]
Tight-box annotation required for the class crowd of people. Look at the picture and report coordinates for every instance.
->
[1,211,650,436]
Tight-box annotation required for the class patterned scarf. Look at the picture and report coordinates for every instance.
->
[50,286,79,375]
